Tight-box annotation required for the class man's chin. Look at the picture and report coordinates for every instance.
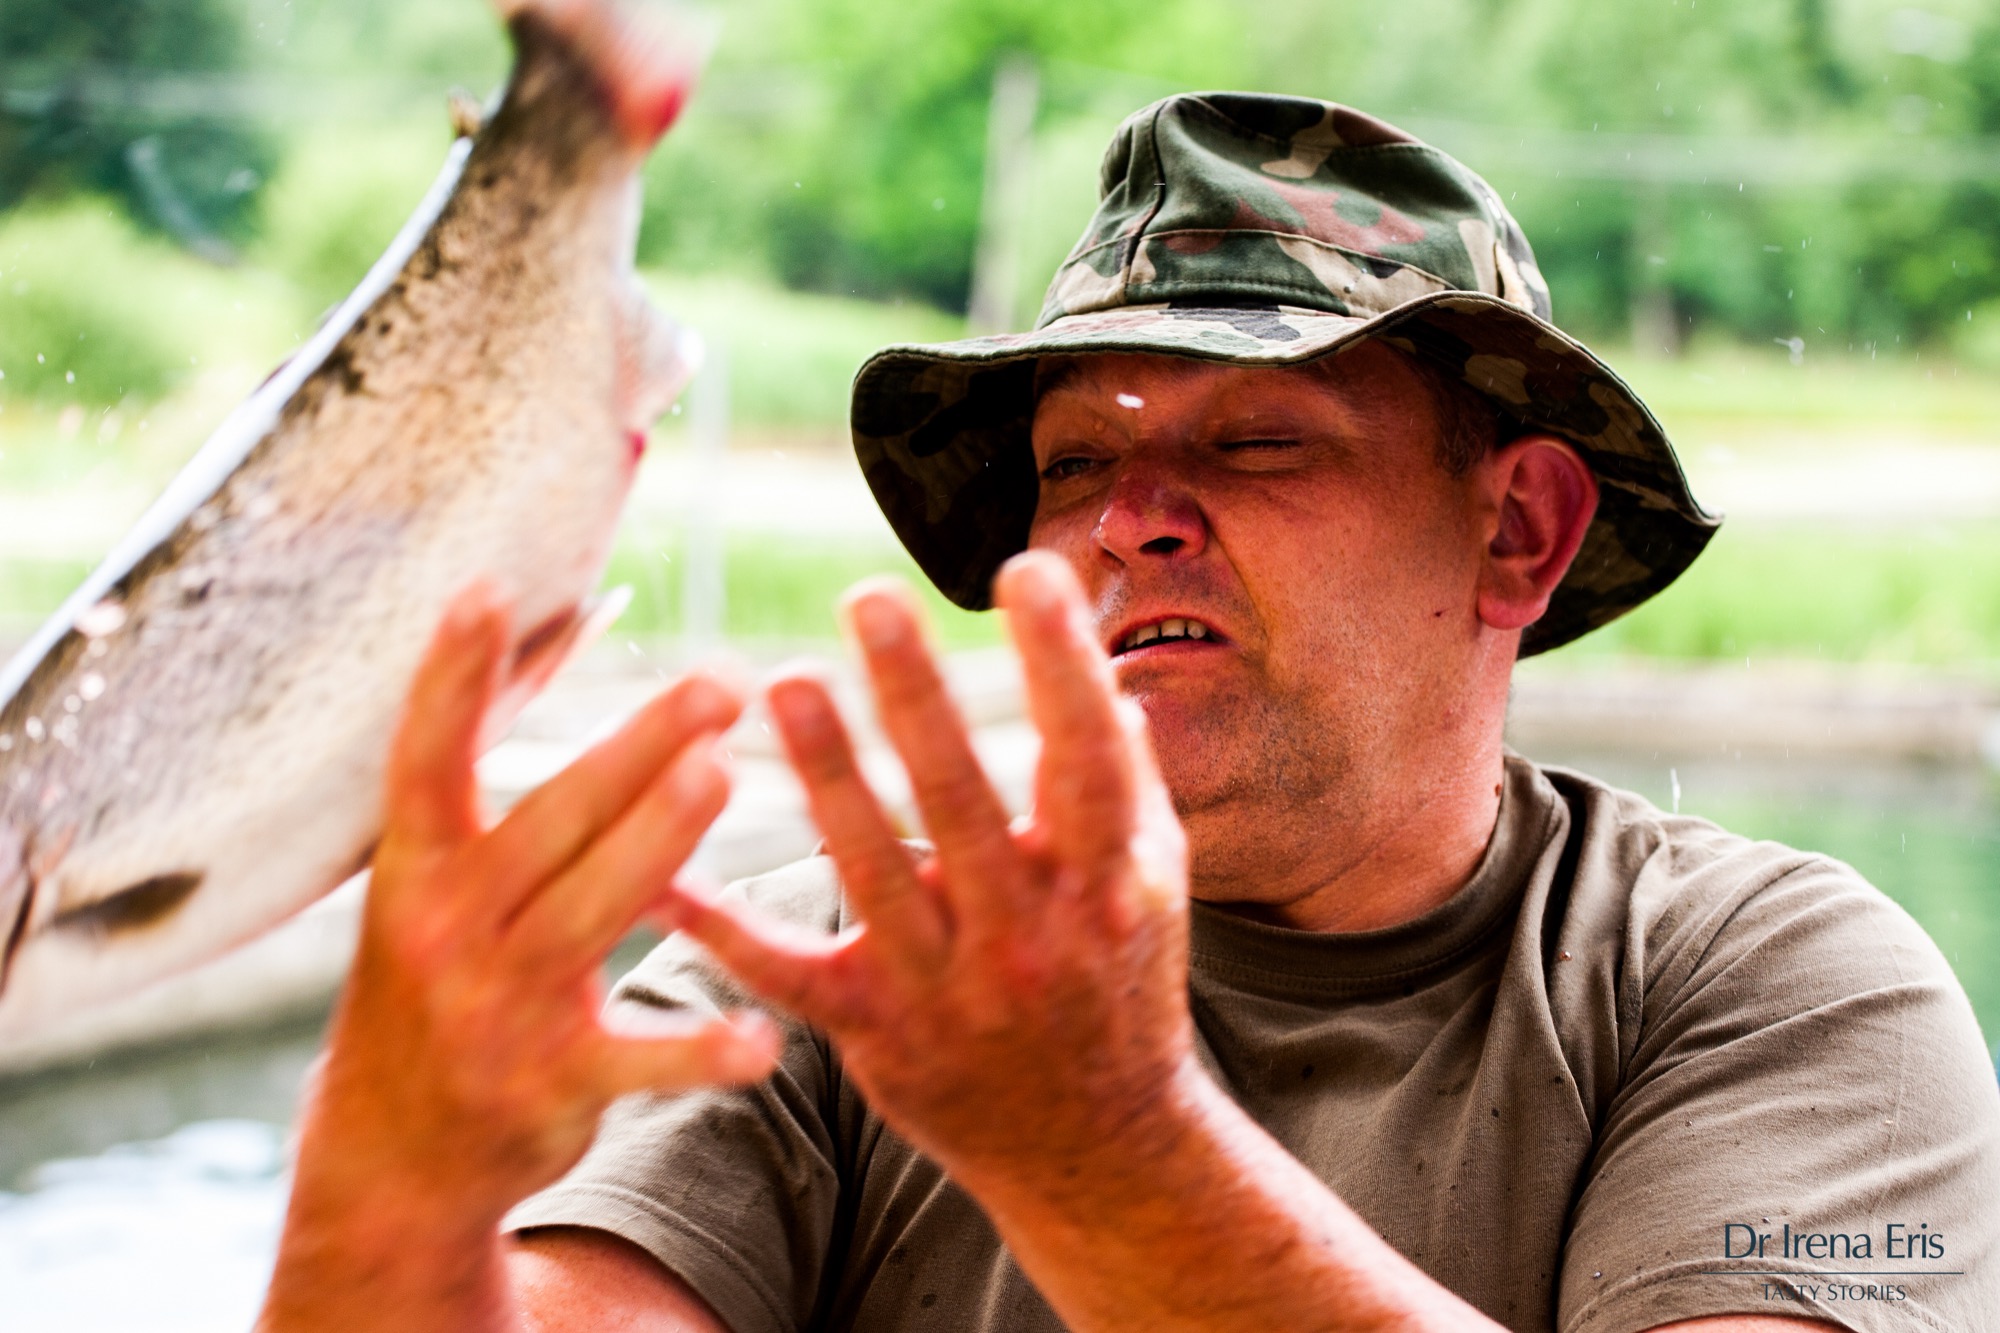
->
[1144,715,1258,819]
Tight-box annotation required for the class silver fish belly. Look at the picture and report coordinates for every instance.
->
[0,0,706,1037]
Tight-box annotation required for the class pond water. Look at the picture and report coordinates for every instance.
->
[0,750,1993,1330]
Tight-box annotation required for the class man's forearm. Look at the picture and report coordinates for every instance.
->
[961,1058,1505,1333]
[257,1179,519,1332]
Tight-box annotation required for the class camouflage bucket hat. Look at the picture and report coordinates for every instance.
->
[850,92,1720,655]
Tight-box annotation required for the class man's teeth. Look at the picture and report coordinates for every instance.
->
[1121,619,1212,651]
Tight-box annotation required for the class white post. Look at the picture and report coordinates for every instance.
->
[683,346,727,649]
[968,55,1040,336]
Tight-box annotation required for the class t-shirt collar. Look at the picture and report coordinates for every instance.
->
[1186,754,1562,998]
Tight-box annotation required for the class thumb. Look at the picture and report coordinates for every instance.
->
[593,1009,781,1098]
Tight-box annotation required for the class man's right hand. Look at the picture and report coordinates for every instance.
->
[256,586,778,1331]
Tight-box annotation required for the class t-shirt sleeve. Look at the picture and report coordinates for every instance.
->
[1557,845,2000,1333]
[503,857,848,1333]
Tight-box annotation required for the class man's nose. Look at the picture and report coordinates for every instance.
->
[1092,465,1208,565]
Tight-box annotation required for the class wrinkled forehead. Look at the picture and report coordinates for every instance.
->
[1030,341,1434,423]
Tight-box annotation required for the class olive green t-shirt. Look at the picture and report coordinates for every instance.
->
[506,756,2000,1331]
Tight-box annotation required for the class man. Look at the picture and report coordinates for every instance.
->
[258,95,2000,1332]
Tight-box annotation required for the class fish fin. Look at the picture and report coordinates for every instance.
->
[447,88,487,139]
[50,872,203,939]
[479,587,634,751]
[495,0,717,149]
[0,829,30,998]
[618,282,703,438]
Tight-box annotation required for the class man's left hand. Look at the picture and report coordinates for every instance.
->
[663,550,1202,1196]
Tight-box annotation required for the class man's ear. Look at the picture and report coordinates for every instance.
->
[1474,433,1599,633]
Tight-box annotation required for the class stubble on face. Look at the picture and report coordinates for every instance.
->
[1027,345,1481,899]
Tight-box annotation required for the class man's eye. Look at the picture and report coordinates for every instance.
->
[1039,456,1099,481]
[1218,437,1302,452]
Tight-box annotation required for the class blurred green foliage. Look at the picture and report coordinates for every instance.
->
[1568,522,2000,665]
[0,196,299,403]
[602,533,998,648]
[632,0,2000,351]
[252,124,460,314]
[9,0,2000,354]
[2,0,2000,679]
[640,273,963,426]
[0,0,274,250]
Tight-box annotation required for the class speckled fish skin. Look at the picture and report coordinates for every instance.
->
[0,0,705,1037]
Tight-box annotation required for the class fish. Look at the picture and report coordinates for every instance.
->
[0,0,710,1038]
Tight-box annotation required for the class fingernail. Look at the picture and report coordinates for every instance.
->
[679,673,740,724]
[849,593,907,652]
[726,1013,781,1065]
[1005,558,1064,619]
[666,734,726,798]
[768,678,831,736]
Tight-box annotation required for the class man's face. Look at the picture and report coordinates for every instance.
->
[1025,343,1499,897]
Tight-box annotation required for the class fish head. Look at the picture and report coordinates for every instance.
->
[496,0,719,154]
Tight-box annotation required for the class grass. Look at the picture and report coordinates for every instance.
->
[3,206,2000,671]
[14,518,1993,671]
[1545,521,2000,670]
[600,533,1000,649]
[641,273,964,431]
[1615,337,2000,434]
[597,519,2000,668]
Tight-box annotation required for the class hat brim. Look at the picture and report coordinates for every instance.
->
[850,291,1720,657]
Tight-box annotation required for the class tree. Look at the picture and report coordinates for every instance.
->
[0,0,272,256]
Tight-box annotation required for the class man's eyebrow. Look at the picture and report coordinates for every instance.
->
[1031,358,1083,401]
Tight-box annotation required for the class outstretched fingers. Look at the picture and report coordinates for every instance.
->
[996,553,1142,875]
[841,582,1026,918]
[383,583,512,858]
[500,732,732,977]
[470,671,744,923]
[592,1008,782,1100]
[660,882,872,1034]
[768,675,948,963]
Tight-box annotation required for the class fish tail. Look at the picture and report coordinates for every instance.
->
[495,0,716,149]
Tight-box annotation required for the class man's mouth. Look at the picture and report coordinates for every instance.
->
[1112,617,1220,657]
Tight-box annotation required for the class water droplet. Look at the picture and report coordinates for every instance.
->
[86,638,108,659]
[62,695,80,714]
[76,599,128,638]
[0,734,12,751]
[79,673,105,701]
[1115,392,1145,410]
[24,717,45,741]
[64,370,74,384]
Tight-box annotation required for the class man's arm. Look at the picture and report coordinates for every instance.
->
[510,1229,727,1332]
[255,588,776,1332]
[660,556,1493,1331]
[661,556,1854,1333]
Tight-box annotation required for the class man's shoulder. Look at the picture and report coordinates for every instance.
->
[1526,758,1960,1029]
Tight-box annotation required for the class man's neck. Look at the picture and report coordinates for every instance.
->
[1186,728,1510,936]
